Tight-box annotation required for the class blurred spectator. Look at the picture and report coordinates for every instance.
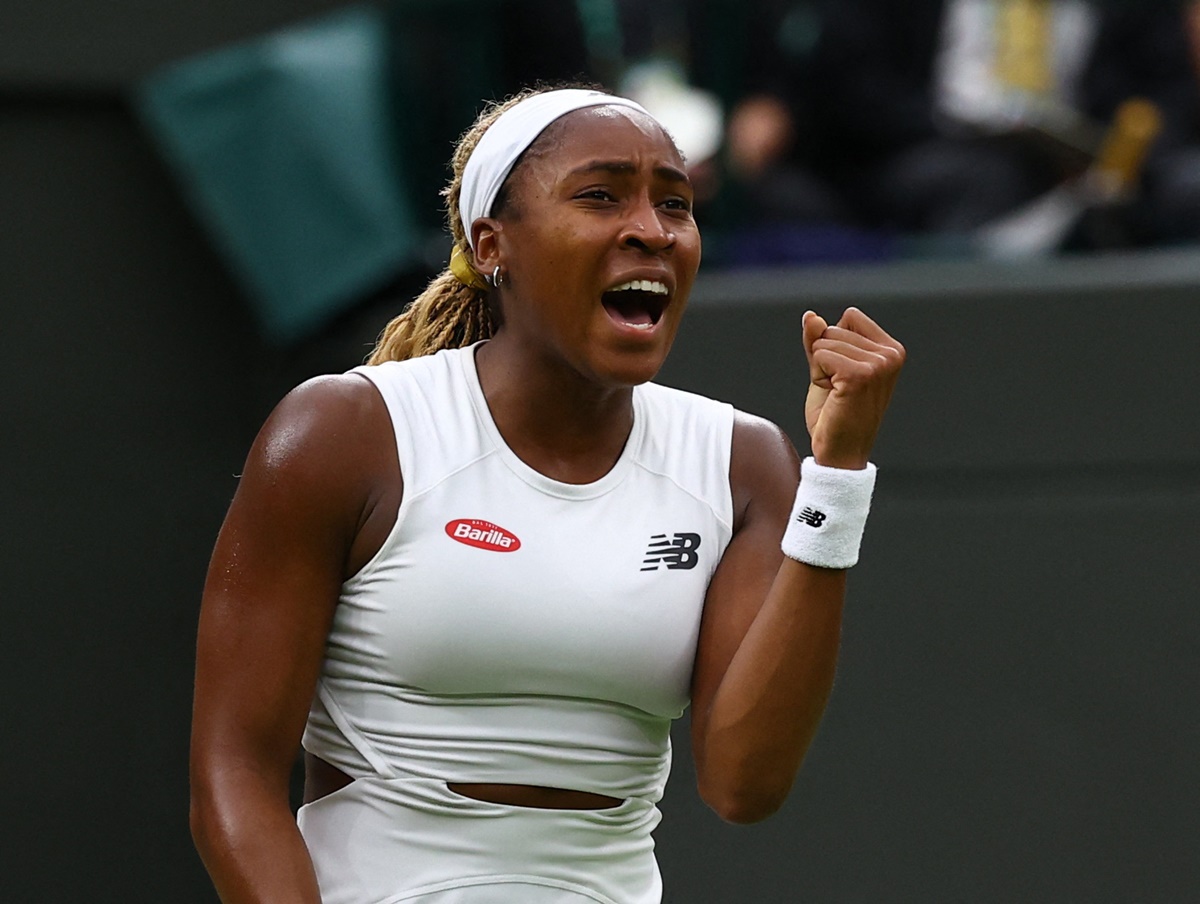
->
[724,0,1200,252]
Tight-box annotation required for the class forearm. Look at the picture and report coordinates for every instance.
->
[695,559,845,823]
[192,768,322,904]
[693,307,902,824]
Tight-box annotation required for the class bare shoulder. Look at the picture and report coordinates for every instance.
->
[214,372,397,590]
[260,373,388,453]
[730,410,801,529]
[248,373,392,490]
[731,410,797,473]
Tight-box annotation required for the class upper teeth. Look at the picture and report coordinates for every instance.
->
[610,279,668,295]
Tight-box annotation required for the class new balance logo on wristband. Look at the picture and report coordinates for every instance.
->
[641,533,701,571]
[796,507,827,528]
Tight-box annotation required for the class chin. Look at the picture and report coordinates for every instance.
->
[589,342,673,388]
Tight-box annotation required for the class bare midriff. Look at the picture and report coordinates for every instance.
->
[303,753,624,810]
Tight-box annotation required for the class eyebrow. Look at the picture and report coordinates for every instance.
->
[567,160,691,185]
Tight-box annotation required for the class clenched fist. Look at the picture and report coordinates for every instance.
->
[802,307,905,470]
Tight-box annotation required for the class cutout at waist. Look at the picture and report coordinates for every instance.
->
[303,753,624,810]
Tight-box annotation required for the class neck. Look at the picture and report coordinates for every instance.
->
[473,337,637,485]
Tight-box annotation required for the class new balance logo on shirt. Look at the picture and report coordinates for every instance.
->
[641,533,701,571]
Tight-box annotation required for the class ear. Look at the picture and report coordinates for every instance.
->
[471,218,504,277]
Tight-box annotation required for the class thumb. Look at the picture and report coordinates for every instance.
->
[802,310,830,386]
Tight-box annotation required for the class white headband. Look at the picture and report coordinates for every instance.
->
[458,89,653,250]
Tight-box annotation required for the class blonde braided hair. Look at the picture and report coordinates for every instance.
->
[367,87,553,364]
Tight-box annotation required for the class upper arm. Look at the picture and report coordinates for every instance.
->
[690,411,800,748]
[191,374,396,791]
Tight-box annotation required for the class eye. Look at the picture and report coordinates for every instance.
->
[660,196,693,214]
[576,188,616,203]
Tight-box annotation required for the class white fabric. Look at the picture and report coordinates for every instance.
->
[781,457,877,570]
[301,343,735,902]
[298,775,661,903]
[459,89,652,248]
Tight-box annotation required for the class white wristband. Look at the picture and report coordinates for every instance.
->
[781,458,877,569]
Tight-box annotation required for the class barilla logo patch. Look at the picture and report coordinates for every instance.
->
[445,519,521,552]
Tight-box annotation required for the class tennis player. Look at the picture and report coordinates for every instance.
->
[189,86,905,903]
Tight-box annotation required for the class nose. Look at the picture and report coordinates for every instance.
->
[619,197,675,254]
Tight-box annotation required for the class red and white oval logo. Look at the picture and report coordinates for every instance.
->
[445,519,522,552]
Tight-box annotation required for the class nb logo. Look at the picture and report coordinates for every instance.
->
[796,507,827,528]
[641,532,702,571]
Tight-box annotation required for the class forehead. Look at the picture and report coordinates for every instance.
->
[524,105,685,178]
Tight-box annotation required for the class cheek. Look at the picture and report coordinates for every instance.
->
[675,232,702,284]
[524,223,592,275]
[543,229,610,290]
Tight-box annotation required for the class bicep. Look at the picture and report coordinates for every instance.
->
[193,488,345,777]
[192,377,387,785]
[690,413,800,742]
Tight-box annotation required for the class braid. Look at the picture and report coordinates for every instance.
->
[367,87,548,364]
[367,272,491,364]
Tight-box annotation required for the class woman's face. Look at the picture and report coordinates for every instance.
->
[478,105,701,388]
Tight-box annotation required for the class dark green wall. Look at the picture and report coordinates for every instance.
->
[4,94,1198,904]
[654,262,1200,901]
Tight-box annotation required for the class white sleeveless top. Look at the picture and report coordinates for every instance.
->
[302,343,735,804]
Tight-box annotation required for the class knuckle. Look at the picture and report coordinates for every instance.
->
[843,363,873,383]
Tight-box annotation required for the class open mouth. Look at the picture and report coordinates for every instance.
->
[601,279,669,330]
